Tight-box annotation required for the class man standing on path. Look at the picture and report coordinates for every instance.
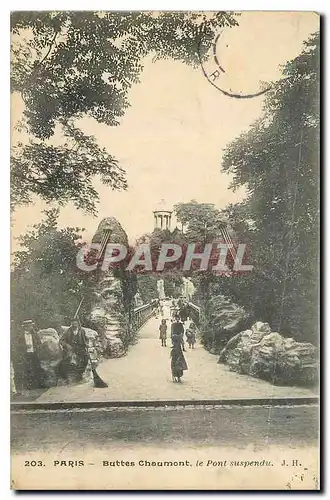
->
[20,320,45,389]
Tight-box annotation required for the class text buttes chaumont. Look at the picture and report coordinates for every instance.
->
[52,459,272,468]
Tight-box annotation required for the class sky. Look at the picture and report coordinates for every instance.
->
[11,11,319,249]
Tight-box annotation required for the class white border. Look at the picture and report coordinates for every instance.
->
[4,1,327,11]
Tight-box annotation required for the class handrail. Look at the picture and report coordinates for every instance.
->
[133,303,154,314]
[187,301,201,326]
[188,302,200,313]
[132,301,156,331]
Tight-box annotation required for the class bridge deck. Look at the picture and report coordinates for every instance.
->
[35,316,316,404]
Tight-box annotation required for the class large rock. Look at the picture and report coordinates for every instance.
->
[89,216,136,355]
[206,295,251,353]
[251,321,272,335]
[218,321,318,387]
[89,301,125,358]
[35,328,63,387]
[92,217,128,247]
[103,334,125,358]
[208,295,250,347]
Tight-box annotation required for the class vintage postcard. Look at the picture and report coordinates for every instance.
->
[10,11,320,490]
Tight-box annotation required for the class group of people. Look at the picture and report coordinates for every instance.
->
[12,317,108,394]
[158,302,197,383]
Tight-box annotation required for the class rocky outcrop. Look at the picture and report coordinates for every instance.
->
[103,331,125,358]
[89,217,135,354]
[218,321,318,387]
[211,295,249,331]
[92,217,128,248]
[35,328,63,387]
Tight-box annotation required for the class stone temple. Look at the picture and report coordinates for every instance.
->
[153,199,172,231]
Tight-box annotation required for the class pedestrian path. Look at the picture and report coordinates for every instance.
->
[36,317,317,403]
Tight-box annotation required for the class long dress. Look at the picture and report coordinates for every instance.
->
[170,342,188,378]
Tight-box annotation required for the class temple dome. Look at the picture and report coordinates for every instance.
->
[153,199,172,213]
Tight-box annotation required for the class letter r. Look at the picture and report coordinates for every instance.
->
[209,70,220,81]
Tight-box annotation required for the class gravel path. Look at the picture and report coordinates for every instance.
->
[36,317,316,403]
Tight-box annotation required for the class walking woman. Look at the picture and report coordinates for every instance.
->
[159,319,167,347]
[170,336,188,383]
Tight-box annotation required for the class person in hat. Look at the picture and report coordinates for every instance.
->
[21,320,44,389]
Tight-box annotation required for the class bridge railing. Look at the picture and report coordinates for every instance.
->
[187,301,201,327]
[132,300,157,331]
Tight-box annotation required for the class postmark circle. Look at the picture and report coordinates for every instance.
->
[197,29,271,99]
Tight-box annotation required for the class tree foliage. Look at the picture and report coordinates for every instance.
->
[11,123,126,212]
[220,32,320,343]
[11,11,238,212]
[136,275,158,304]
[11,208,97,333]
[174,200,228,244]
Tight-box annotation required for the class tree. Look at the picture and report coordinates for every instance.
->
[174,200,227,244]
[136,275,158,304]
[133,226,187,298]
[163,272,184,298]
[221,32,320,343]
[11,11,238,212]
[11,208,97,333]
[11,124,126,213]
